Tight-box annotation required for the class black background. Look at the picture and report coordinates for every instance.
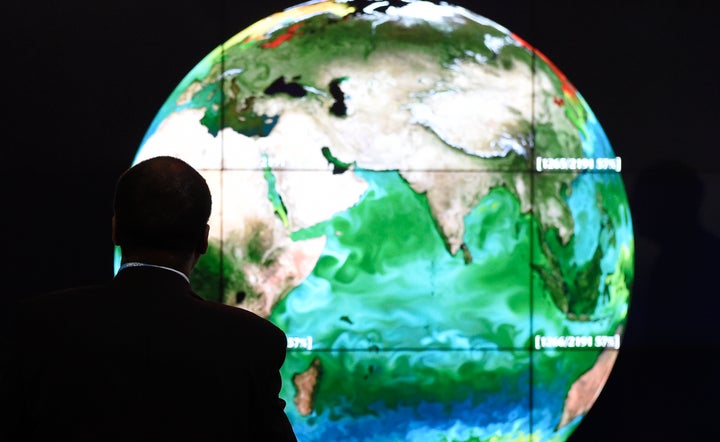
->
[2,0,719,440]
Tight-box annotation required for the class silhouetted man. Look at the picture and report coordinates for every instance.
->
[1,156,297,441]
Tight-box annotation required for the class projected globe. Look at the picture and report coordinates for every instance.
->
[128,1,634,440]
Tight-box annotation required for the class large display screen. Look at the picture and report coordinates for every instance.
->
[118,1,634,440]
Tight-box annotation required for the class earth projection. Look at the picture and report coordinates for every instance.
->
[124,0,634,440]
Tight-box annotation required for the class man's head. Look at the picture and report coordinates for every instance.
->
[112,156,212,255]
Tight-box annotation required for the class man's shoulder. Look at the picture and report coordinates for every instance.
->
[9,287,108,335]
[16,284,108,313]
[196,298,286,340]
[174,298,288,368]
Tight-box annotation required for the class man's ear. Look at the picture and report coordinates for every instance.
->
[197,224,210,255]
[112,215,119,246]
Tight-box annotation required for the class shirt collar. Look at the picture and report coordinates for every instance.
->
[118,262,190,284]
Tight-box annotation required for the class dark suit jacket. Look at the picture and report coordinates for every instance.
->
[0,266,297,441]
